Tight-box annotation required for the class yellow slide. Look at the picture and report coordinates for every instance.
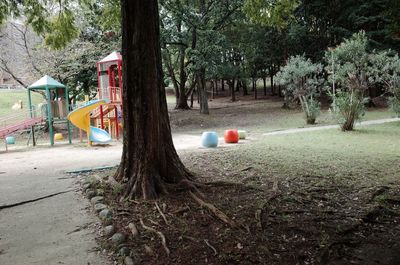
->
[68,99,111,144]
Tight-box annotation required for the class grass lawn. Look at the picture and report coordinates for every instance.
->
[90,122,400,265]
[170,96,395,135]
[0,89,43,117]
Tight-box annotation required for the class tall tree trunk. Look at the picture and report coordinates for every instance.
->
[253,78,257,99]
[270,66,275,96]
[242,80,248,96]
[230,79,236,102]
[176,91,190,109]
[197,69,209,114]
[263,77,267,96]
[176,46,190,109]
[221,79,225,91]
[235,79,240,92]
[190,89,194,108]
[115,0,193,199]
[163,52,180,105]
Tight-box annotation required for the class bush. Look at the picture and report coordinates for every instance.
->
[389,96,400,117]
[325,32,370,131]
[368,51,400,116]
[276,55,324,124]
[301,96,320,124]
[332,90,368,131]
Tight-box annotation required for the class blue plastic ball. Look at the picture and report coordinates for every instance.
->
[201,132,218,148]
[6,136,15,144]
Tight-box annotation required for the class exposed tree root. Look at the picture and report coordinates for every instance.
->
[204,239,218,256]
[255,184,282,230]
[189,191,238,228]
[202,180,265,192]
[155,202,169,225]
[128,222,139,237]
[140,218,170,256]
[0,189,74,210]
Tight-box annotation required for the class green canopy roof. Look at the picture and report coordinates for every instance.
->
[28,75,66,90]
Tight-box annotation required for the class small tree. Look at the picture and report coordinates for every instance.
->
[325,32,370,131]
[368,50,400,116]
[276,55,323,124]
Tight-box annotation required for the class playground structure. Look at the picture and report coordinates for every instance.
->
[67,51,123,146]
[68,99,112,145]
[0,75,72,150]
[94,51,123,140]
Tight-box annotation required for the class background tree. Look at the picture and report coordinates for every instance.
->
[276,55,324,124]
[325,32,371,131]
[369,50,400,116]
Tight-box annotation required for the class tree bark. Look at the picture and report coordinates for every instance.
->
[197,69,209,114]
[235,79,240,92]
[253,78,257,99]
[242,80,248,96]
[115,0,193,199]
[176,45,190,109]
[230,79,236,102]
[263,77,267,96]
[270,66,275,96]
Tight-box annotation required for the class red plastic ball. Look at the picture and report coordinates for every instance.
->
[224,129,239,143]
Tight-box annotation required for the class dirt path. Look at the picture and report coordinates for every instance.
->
[263,117,400,136]
[0,133,206,265]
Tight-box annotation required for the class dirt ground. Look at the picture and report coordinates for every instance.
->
[77,97,398,265]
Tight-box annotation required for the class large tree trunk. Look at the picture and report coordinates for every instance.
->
[176,46,190,109]
[230,79,236,102]
[197,69,209,114]
[242,80,248,96]
[115,0,193,199]
[253,78,257,99]
[263,77,267,96]
[270,66,275,96]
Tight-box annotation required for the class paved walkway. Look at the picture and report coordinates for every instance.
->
[263,118,400,136]
[0,133,203,265]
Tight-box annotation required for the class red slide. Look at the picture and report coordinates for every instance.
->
[0,117,43,138]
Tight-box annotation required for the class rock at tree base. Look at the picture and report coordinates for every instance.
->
[99,209,112,220]
[90,196,104,204]
[86,189,96,199]
[124,256,134,265]
[111,233,126,245]
[104,225,115,236]
[119,246,130,256]
[94,203,107,212]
